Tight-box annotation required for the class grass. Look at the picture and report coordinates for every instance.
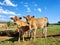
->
[0,25,60,45]
[37,25,60,34]
[0,25,17,31]
[0,36,60,45]
[47,25,60,31]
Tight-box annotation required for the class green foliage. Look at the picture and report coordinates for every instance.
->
[58,21,60,23]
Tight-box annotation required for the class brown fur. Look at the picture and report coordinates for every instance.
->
[23,15,47,40]
[10,16,29,42]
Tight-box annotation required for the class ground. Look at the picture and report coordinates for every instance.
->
[0,25,60,45]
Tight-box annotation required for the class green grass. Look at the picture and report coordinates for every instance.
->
[0,25,60,31]
[0,36,60,45]
[0,41,20,45]
[0,25,60,45]
[0,25,17,31]
[47,25,60,31]
[37,25,60,33]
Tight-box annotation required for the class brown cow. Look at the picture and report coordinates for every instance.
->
[23,15,48,40]
[10,16,30,42]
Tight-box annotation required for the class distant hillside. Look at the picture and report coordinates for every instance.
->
[50,23,60,25]
[0,22,7,23]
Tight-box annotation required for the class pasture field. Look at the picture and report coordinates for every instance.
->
[0,25,17,31]
[0,25,60,45]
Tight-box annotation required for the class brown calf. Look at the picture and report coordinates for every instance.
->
[10,16,29,42]
[23,15,48,40]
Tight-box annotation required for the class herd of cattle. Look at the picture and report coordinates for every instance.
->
[10,15,48,42]
[0,15,48,42]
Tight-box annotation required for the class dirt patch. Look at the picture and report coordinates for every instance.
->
[0,31,60,42]
[0,36,13,42]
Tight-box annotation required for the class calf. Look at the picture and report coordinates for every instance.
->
[10,16,29,42]
[23,15,48,40]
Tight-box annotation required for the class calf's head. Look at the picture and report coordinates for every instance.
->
[23,15,35,24]
[10,16,22,24]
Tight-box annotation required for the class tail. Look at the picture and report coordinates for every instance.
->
[44,17,49,27]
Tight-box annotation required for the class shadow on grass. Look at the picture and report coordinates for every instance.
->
[1,36,30,42]
[47,33,60,37]
[0,33,60,42]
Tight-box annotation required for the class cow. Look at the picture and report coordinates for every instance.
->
[23,15,48,40]
[10,16,30,42]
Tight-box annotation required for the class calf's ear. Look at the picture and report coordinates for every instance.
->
[23,16,26,18]
[31,16,35,18]
[19,17,22,19]
[27,15,30,17]
[10,17,13,20]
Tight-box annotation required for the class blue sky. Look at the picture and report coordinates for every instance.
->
[0,0,60,23]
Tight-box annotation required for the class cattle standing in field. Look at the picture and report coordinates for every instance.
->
[23,15,48,40]
[10,16,30,42]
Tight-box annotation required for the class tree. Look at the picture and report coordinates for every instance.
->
[58,21,60,23]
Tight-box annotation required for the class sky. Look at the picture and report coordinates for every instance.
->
[0,0,60,23]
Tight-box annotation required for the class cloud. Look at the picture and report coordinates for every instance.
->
[45,7,48,11]
[26,7,31,12]
[34,4,38,7]
[0,0,17,7]
[24,4,31,12]
[37,8,42,12]
[0,18,6,21]
[9,15,15,18]
[24,2,28,7]
[24,4,28,7]
[20,1,23,4]
[0,15,6,18]
[32,1,35,4]
[0,15,7,21]
[0,8,20,15]
[0,2,4,5]
[0,6,2,9]
[23,2,31,13]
